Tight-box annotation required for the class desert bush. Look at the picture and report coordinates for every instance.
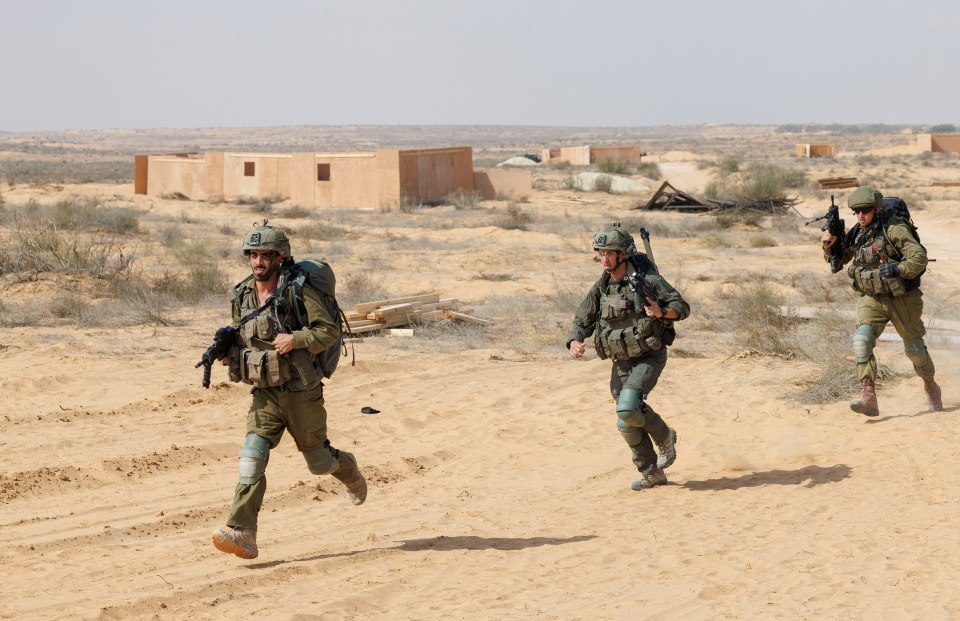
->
[444,189,481,210]
[790,310,896,404]
[597,157,630,174]
[172,240,212,263]
[496,202,533,231]
[736,162,806,201]
[384,319,492,354]
[748,235,778,248]
[717,281,795,356]
[635,161,662,180]
[592,174,613,193]
[284,205,310,219]
[338,271,391,311]
[717,154,743,175]
[109,279,175,326]
[297,221,351,242]
[560,175,578,191]
[542,274,590,314]
[49,293,90,322]
[714,209,764,229]
[161,192,190,201]
[151,263,230,304]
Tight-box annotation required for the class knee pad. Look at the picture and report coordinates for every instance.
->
[903,337,927,365]
[238,434,270,485]
[303,442,339,476]
[852,324,875,364]
[617,422,645,447]
[616,388,648,427]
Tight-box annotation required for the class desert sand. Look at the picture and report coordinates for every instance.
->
[1,126,958,620]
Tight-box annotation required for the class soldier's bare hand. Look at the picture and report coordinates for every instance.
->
[821,231,836,248]
[272,333,296,355]
[644,297,663,318]
[569,340,586,359]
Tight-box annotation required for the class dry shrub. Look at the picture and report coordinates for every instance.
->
[444,189,481,210]
[790,310,896,404]
[151,263,230,304]
[384,319,491,354]
[592,174,613,193]
[717,281,795,357]
[496,202,533,231]
[475,272,515,282]
[338,271,391,311]
[597,157,630,174]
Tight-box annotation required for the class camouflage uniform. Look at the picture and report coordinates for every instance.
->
[212,224,365,560]
[826,187,941,416]
[567,226,690,488]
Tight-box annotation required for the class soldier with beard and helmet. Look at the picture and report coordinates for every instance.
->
[566,223,690,491]
[210,222,366,560]
[821,186,943,417]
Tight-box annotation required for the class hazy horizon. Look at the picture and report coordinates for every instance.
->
[2,0,958,132]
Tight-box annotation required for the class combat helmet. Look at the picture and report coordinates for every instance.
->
[592,223,637,255]
[848,186,883,211]
[242,220,291,258]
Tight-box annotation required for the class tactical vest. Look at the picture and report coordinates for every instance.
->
[227,277,323,391]
[593,280,666,361]
[846,223,910,297]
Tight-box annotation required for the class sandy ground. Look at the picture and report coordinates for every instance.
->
[1,132,959,620]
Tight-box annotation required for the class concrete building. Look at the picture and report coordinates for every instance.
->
[539,145,643,166]
[795,143,838,158]
[134,146,530,209]
[916,133,960,153]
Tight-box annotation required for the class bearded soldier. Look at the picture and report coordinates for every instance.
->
[567,223,689,491]
[821,186,943,417]
[210,223,366,560]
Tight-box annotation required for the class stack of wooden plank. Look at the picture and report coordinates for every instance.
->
[819,177,859,189]
[342,293,491,334]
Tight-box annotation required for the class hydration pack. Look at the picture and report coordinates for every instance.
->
[879,196,927,283]
[287,259,350,379]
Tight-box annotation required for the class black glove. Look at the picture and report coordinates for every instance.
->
[879,263,900,278]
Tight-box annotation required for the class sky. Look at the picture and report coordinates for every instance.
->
[2,0,958,132]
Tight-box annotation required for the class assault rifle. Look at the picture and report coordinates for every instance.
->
[195,326,236,389]
[806,195,846,274]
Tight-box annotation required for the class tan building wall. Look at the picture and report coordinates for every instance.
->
[917,133,960,153]
[795,143,838,158]
[399,147,474,205]
[473,169,532,200]
[135,146,476,210]
[589,146,643,163]
[540,145,641,165]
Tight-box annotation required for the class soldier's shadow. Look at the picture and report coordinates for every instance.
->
[397,534,596,552]
[867,403,959,423]
[249,535,596,568]
[682,464,851,491]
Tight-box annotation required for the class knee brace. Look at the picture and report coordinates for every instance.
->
[852,324,875,364]
[616,388,648,428]
[303,440,339,476]
[238,434,271,485]
[903,337,928,365]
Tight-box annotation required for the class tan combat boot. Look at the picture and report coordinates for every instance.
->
[211,526,258,559]
[655,427,678,470]
[630,467,667,491]
[923,377,943,412]
[850,378,880,417]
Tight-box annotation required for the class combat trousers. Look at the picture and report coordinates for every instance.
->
[610,348,670,472]
[855,288,936,381]
[227,383,359,530]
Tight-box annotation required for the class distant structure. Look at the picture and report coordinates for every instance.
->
[134,147,530,209]
[916,133,960,153]
[795,143,838,158]
[539,145,642,166]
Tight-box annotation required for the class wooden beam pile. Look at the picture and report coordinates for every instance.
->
[342,293,491,334]
[819,177,859,189]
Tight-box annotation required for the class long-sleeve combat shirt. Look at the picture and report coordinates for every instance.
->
[566,271,690,349]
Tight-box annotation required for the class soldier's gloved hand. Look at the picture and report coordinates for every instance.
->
[879,263,900,278]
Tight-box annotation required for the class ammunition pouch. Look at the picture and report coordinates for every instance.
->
[595,326,662,361]
[228,337,322,389]
[850,267,906,297]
